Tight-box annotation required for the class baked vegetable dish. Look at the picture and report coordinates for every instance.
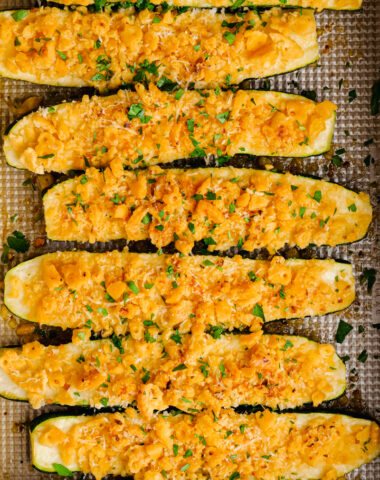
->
[0,333,346,412]
[30,409,380,480]
[0,7,318,89]
[3,86,337,174]
[55,0,363,9]
[43,166,372,251]
[4,251,355,335]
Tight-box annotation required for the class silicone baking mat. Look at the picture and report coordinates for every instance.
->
[0,0,379,478]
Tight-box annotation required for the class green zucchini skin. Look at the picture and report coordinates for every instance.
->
[29,409,380,477]
[0,334,347,406]
[44,1,363,11]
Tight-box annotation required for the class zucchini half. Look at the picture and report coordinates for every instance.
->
[43,167,372,252]
[53,0,363,9]
[0,334,346,412]
[0,7,318,90]
[3,88,337,174]
[4,251,355,335]
[30,409,380,479]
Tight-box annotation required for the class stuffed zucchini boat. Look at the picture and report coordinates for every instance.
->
[3,87,337,174]
[43,166,372,252]
[54,0,363,10]
[4,251,355,335]
[30,408,380,480]
[0,333,346,413]
[0,7,318,90]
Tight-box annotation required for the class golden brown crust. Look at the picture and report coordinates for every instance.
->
[0,7,318,89]
[0,333,345,412]
[43,167,372,252]
[34,409,380,480]
[5,86,337,174]
[5,252,355,336]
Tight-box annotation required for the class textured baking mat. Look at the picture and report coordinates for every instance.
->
[0,0,379,478]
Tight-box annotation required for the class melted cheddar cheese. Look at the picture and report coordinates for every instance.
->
[33,409,380,480]
[0,333,345,412]
[0,7,318,89]
[5,251,355,336]
[43,167,372,252]
[56,0,363,10]
[4,86,337,174]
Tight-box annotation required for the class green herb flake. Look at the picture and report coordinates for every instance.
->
[172,363,187,371]
[335,320,353,344]
[56,50,67,61]
[252,303,265,321]
[360,268,376,293]
[12,10,28,22]
[358,349,368,363]
[52,464,73,477]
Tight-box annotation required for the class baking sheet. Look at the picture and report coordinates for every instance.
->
[0,0,379,478]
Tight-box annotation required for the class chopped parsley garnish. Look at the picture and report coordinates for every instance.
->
[2,230,30,263]
[252,303,265,321]
[358,349,368,363]
[172,363,187,371]
[348,89,357,103]
[223,31,236,45]
[56,50,67,61]
[128,103,152,124]
[12,10,29,22]
[127,281,140,294]
[360,268,376,293]
[335,320,353,343]
[209,325,224,339]
[170,330,182,344]
[52,464,73,477]
[216,110,231,123]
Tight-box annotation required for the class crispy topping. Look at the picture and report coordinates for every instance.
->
[43,167,372,251]
[5,252,355,336]
[5,87,337,173]
[34,409,380,480]
[0,7,318,88]
[0,334,344,412]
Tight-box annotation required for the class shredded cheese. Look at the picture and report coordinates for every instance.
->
[5,251,355,336]
[0,333,345,412]
[33,409,380,480]
[0,7,318,88]
[4,86,337,174]
[43,167,372,252]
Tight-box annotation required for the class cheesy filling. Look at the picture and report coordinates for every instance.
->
[56,0,363,10]
[4,86,337,174]
[43,166,372,252]
[33,409,380,480]
[0,333,345,412]
[5,252,355,336]
[0,7,318,89]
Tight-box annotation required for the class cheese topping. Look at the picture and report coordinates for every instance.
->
[56,0,363,10]
[4,86,337,174]
[5,251,355,336]
[0,334,345,412]
[43,167,372,252]
[34,409,380,480]
[0,7,318,89]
